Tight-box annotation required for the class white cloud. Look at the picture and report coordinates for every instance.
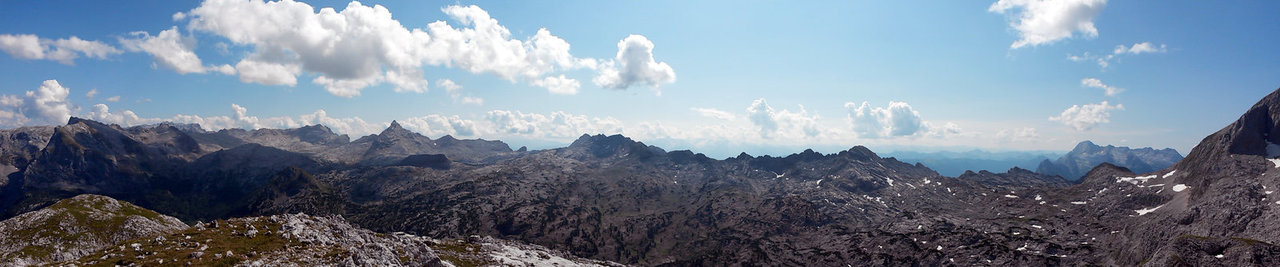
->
[0,80,75,127]
[531,75,581,95]
[1071,42,1168,68]
[85,88,99,99]
[436,79,484,105]
[106,96,121,102]
[996,127,1040,142]
[86,103,155,127]
[844,101,935,138]
[184,1,607,97]
[401,114,481,137]
[460,97,484,105]
[485,110,623,140]
[1113,42,1166,55]
[234,59,299,86]
[26,80,74,125]
[119,27,233,75]
[1081,78,1122,96]
[86,102,384,137]
[690,107,736,120]
[593,35,676,92]
[1049,101,1123,131]
[988,0,1107,49]
[0,95,21,107]
[438,79,462,96]
[0,34,121,65]
[746,98,820,139]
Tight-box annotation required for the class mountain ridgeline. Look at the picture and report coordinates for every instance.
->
[1035,140,1183,181]
[1,87,1280,265]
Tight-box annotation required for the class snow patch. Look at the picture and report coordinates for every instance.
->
[1116,175,1158,185]
[1171,184,1189,192]
[1215,254,1225,259]
[1034,195,1042,201]
[1134,204,1167,216]
[1163,170,1178,178]
[1031,225,1042,229]
[886,178,894,187]
[1071,201,1087,205]
[1269,158,1280,169]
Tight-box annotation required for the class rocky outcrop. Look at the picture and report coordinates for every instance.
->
[0,194,187,265]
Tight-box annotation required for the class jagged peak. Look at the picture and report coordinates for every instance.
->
[838,145,880,160]
[377,120,420,138]
[1071,140,1100,152]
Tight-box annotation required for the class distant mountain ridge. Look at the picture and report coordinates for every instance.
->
[887,149,1060,177]
[1036,140,1182,180]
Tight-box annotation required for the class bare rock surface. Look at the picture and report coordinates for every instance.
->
[0,194,186,266]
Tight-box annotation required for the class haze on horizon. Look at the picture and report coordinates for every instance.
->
[1,0,1278,158]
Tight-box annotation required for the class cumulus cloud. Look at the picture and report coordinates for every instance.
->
[401,114,481,137]
[0,34,121,65]
[119,27,233,75]
[0,80,75,127]
[1081,78,1122,96]
[1049,101,1123,131]
[593,35,676,92]
[844,101,935,138]
[690,107,736,120]
[988,0,1107,49]
[746,98,820,139]
[183,1,610,97]
[531,75,581,95]
[485,110,623,139]
[234,58,299,85]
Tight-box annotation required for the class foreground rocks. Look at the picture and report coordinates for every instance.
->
[0,194,186,265]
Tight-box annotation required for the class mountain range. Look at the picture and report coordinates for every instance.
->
[1036,140,1183,181]
[2,88,1280,265]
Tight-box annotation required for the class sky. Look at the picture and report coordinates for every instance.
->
[1,0,1278,158]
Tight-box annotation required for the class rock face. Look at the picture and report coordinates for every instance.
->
[1036,140,1183,180]
[0,194,187,265]
[1064,87,1280,266]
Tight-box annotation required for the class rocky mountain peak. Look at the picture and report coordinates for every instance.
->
[1176,88,1280,175]
[1072,140,1100,152]
[378,120,416,138]
[838,145,880,161]
[567,134,658,159]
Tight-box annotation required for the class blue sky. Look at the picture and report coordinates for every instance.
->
[1,0,1278,158]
